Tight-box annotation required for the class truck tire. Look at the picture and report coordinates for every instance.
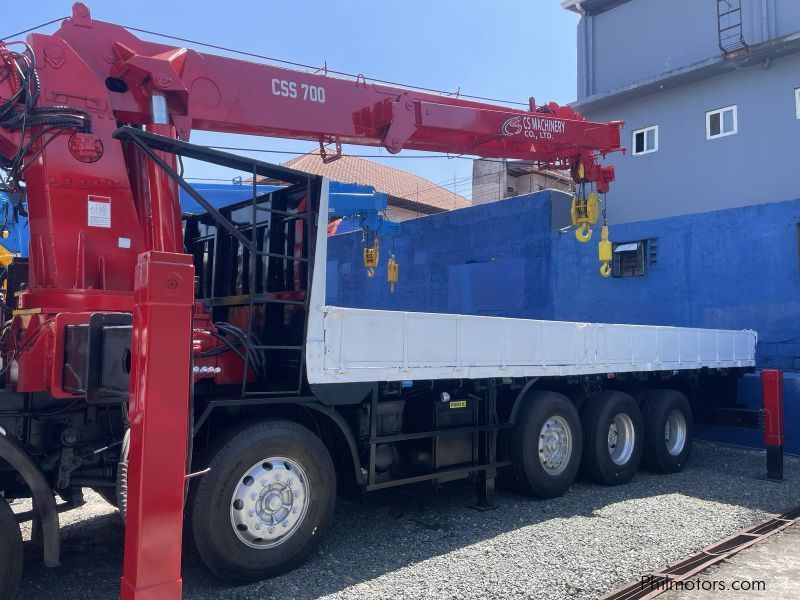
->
[511,391,582,498]
[0,499,23,600]
[189,420,335,584]
[580,391,643,485]
[641,389,693,473]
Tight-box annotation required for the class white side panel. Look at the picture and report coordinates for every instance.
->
[305,178,757,385]
[307,308,757,385]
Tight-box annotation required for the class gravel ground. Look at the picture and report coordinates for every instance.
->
[12,441,800,599]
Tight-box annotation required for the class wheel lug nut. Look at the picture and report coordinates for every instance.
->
[261,479,268,487]
[283,520,289,527]
[269,527,275,534]
[287,478,293,485]
[255,523,262,530]
[292,507,298,514]
[249,510,256,517]
[250,493,257,501]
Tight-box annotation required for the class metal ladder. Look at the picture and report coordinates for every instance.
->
[717,0,749,57]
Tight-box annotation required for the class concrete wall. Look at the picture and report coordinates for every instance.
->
[327,191,558,320]
[472,160,574,205]
[386,205,428,222]
[472,160,508,205]
[507,171,574,199]
[577,0,800,99]
[585,51,800,224]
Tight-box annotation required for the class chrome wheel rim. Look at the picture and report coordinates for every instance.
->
[665,410,687,456]
[230,457,309,549]
[538,416,573,476]
[608,413,635,466]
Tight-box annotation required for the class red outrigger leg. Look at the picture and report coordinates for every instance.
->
[121,119,193,600]
[760,369,785,481]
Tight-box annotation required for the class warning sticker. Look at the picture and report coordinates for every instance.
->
[88,195,111,228]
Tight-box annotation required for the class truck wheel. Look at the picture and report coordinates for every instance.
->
[189,420,335,584]
[511,391,582,498]
[0,499,23,599]
[641,390,693,473]
[580,391,643,485]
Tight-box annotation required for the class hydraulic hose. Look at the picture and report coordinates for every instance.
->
[117,428,130,521]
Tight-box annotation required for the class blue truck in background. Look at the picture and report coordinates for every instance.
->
[0,180,398,262]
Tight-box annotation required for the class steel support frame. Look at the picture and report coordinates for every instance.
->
[364,382,508,503]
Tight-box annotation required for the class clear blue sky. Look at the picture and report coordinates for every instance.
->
[4,1,580,198]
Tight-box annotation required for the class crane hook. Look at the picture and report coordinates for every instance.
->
[598,224,612,277]
[575,222,593,243]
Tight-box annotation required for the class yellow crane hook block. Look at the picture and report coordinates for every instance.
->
[387,255,398,292]
[598,225,612,277]
[363,237,380,278]
[571,192,599,243]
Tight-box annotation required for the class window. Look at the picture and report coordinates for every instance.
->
[632,125,658,155]
[795,89,800,120]
[706,105,737,139]
[612,240,649,278]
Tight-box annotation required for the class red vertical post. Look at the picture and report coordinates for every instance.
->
[121,251,193,600]
[143,123,184,254]
[121,93,192,599]
[761,369,784,481]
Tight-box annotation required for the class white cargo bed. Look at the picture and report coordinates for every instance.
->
[305,307,756,384]
[305,181,757,385]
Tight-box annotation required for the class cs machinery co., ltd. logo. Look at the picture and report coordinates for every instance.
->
[501,115,567,141]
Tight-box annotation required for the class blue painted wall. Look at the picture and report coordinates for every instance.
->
[551,199,800,372]
[326,190,800,453]
[327,191,558,320]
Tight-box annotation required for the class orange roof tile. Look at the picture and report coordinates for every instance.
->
[279,148,470,213]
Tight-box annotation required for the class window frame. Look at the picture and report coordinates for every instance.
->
[706,105,738,140]
[612,239,649,278]
[631,125,659,156]
[795,88,800,120]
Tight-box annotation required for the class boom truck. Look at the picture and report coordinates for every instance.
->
[0,4,756,599]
